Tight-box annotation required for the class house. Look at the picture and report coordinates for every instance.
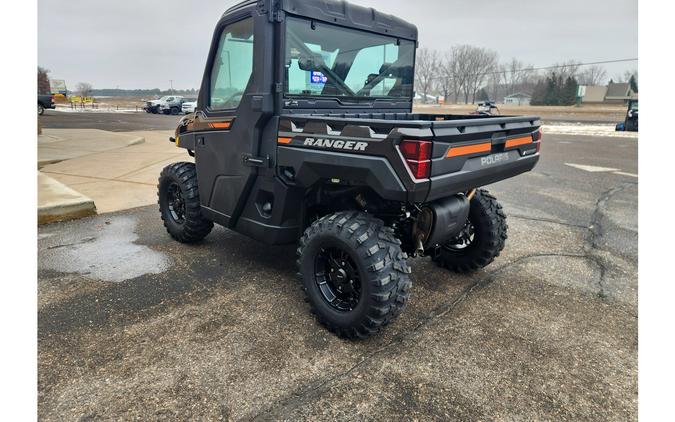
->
[604,82,636,104]
[579,85,608,104]
[503,93,531,106]
[579,83,637,104]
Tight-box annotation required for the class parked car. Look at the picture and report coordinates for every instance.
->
[144,96,183,114]
[158,96,187,115]
[182,101,197,114]
[38,94,55,115]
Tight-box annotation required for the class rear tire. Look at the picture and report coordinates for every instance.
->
[38,104,45,115]
[297,211,412,339]
[432,189,507,273]
[158,162,213,243]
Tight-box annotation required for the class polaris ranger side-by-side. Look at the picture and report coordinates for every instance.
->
[158,0,542,339]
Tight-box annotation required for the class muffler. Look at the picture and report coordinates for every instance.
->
[413,194,470,253]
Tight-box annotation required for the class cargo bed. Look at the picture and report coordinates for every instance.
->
[277,113,542,203]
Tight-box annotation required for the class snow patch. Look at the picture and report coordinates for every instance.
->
[542,123,638,138]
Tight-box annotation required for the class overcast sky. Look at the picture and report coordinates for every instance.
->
[38,0,638,90]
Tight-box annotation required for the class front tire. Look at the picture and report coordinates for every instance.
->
[432,189,507,273]
[170,107,180,115]
[158,162,213,243]
[297,211,412,339]
[38,104,45,115]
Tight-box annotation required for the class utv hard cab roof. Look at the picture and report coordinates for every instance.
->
[224,0,418,41]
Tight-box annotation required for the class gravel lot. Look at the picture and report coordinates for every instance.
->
[38,112,638,420]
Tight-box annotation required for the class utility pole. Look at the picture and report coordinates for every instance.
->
[169,80,174,95]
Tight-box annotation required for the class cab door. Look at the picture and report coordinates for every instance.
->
[194,15,262,227]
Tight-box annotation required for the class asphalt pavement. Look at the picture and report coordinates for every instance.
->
[40,110,182,131]
[38,111,638,420]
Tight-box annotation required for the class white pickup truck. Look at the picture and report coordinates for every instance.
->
[144,96,185,115]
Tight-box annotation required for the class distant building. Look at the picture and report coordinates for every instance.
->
[604,82,636,104]
[579,83,637,104]
[579,85,608,104]
[503,93,531,106]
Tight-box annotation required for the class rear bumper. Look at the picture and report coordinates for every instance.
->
[427,151,539,201]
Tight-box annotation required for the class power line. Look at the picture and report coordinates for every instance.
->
[430,58,638,80]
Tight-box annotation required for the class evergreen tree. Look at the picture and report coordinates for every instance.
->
[543,73,558,105]
[530,80,547,106]
[629,75,638,93]
[561,77,579,105]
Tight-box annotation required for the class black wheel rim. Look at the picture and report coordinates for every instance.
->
[166,182,186,224]
[314,246,362,312]
[443,222,476,252]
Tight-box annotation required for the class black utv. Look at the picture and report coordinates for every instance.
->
[158,0,542,339]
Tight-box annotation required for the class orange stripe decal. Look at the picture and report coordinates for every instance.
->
[446,142,492,158]
[505,136,532,149]
[277,137,293,144]
[209,121,231,129]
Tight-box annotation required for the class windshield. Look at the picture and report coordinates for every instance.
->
[284,17,415,99]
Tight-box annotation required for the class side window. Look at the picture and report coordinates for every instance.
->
[209,18,254,110]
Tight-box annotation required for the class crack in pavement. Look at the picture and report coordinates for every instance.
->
[510,214,589,229]
[46,236,96,250]
[584,183,635,301]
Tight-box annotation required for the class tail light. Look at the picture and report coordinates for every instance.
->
[534,128,543,152]
[400,140,432,180]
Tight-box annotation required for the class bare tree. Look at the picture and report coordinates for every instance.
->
[578,65,607,85]
[76,82,93,98]
[448,45,473,104]
[460,46,498,104]
[613,69,638,85]
[414,48,440,103]
[549,61,581,81]
[502,58,535,93]
[38,67,51,94]
[488,63,507,101]
[437,51,459,102]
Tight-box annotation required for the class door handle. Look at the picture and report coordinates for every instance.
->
[242,154,270,167]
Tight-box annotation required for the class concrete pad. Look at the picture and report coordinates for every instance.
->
[38,173,96,224]
[119,156,193,184]
[39,173,98,186]
[38,129,144,168]
[57,179,158,213]
[38,129,191,216]
[41,152,180,180]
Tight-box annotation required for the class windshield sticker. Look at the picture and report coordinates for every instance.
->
[310,71,327,85]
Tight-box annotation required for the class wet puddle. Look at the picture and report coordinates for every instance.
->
[39,216,172,282]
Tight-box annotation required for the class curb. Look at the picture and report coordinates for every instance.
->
[38,158,65,169]
[38,173,97,225]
